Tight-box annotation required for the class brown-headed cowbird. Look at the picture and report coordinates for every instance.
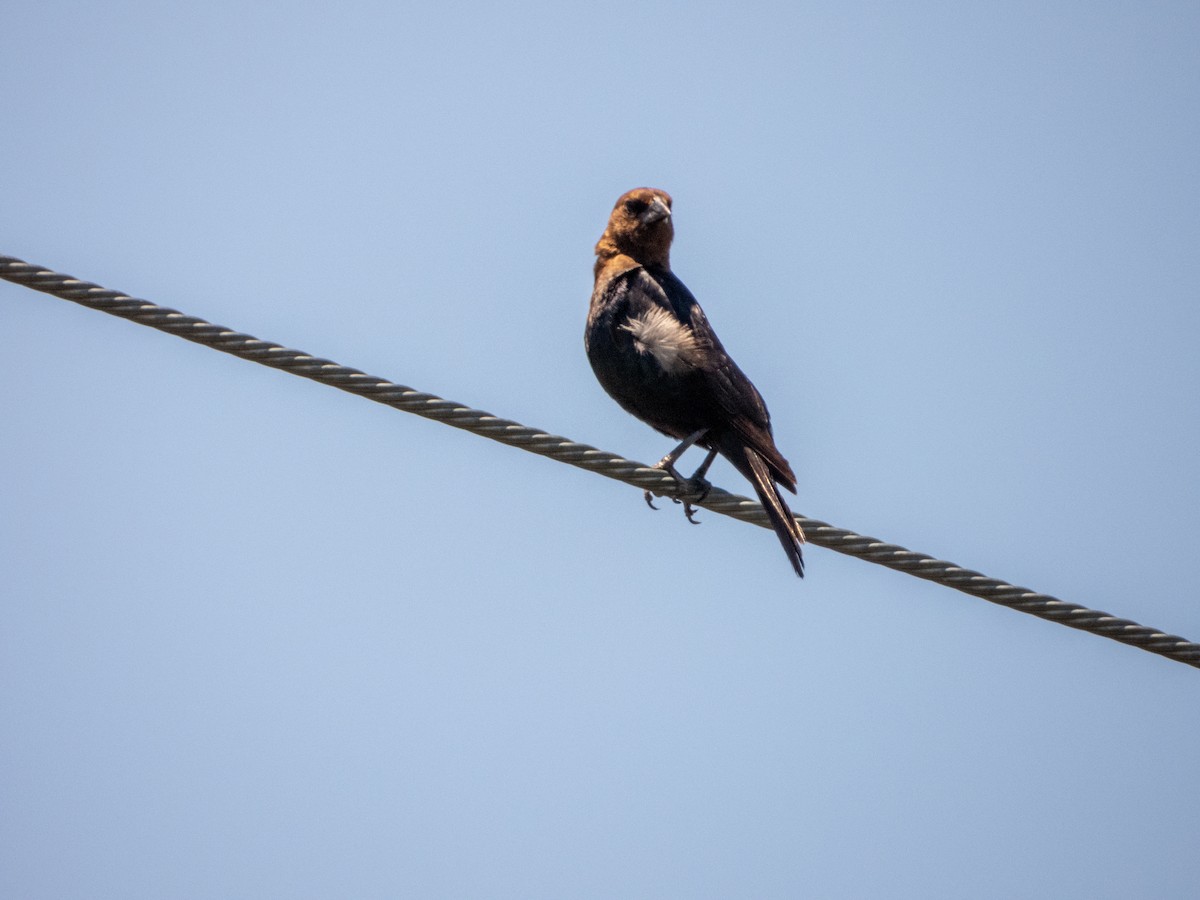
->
[585,188,806,577]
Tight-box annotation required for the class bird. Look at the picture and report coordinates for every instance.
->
[585,187,806,577]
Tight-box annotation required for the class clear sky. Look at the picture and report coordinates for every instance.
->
[3,2,1198,897]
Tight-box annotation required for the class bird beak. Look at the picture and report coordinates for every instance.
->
[640,196,671,225]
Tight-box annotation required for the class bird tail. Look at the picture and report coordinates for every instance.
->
[717,436,806,577]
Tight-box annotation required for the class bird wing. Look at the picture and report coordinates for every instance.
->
[656,271,798,491]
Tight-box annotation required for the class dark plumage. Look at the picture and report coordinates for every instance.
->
[585,187,806,577]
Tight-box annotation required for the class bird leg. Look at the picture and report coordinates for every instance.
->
[643,428,710,513]
[680,447,718,524]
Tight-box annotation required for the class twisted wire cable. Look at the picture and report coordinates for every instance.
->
[3,252,1197,670]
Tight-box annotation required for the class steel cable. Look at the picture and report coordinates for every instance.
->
[3,253,1196,669]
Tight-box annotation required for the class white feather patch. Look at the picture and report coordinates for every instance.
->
[620,306,701,374]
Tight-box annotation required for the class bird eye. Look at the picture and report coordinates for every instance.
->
[624,199,649,215]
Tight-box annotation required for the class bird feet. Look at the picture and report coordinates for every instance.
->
[643,465,712,525]
[679,474,712,524]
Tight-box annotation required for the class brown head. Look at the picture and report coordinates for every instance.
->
[594,188,674,276]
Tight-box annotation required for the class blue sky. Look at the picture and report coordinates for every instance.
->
[3,2,1199,897]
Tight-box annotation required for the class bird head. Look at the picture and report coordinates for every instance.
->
[595,188,674,268]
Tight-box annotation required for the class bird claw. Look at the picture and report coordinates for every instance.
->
[648,441,710,525]
[643,458,685,513]
[681,476,711,524]
[687,475,713,503]
[644,457,710,523]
